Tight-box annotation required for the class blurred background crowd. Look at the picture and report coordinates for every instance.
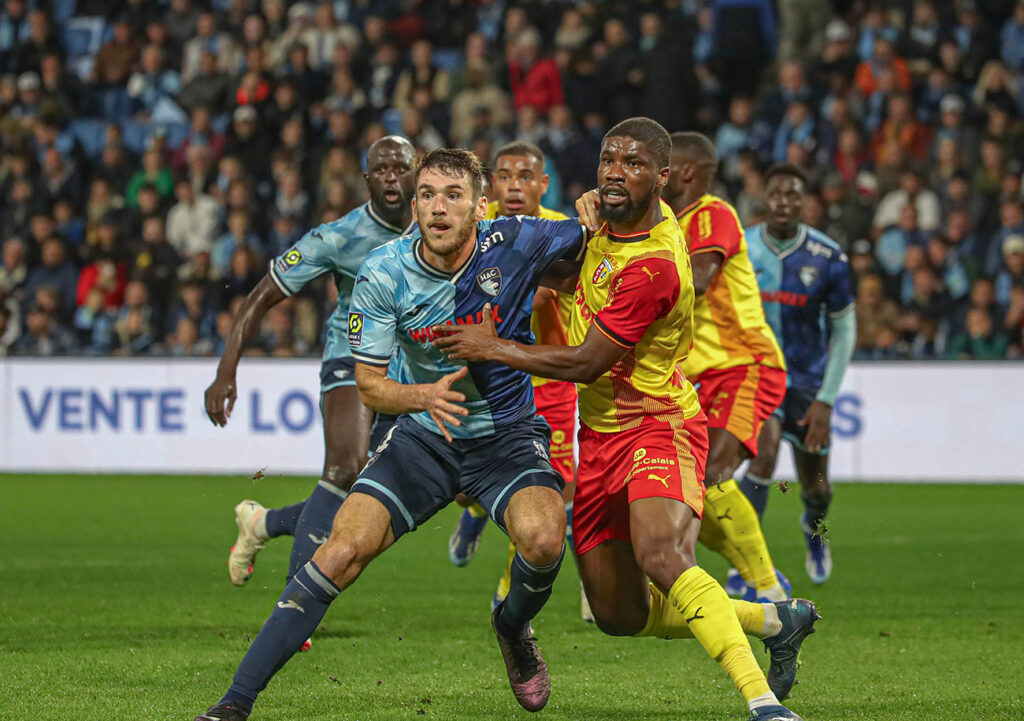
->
[1,0,1023,360]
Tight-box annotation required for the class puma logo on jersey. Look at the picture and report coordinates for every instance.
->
[641,267,659,283]
[685,606,705,623]
[647,473,670,487]
[277,600,305,613]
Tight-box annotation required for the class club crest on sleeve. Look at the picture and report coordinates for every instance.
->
[476,267,502,296]
[275,248,303,274]
[799,265,819,287]
[348,312,364,346]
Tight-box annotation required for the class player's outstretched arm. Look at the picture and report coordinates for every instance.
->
[689,250,725,295]
[355,363,470,442]
[431,304,627,385]
[204,276,286,426]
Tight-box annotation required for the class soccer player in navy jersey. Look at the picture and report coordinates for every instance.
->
[194,149,587,721]
[204,137,416,593]
[741,164,857,586]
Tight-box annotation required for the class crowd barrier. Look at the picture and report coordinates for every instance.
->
[1,358,1021,482]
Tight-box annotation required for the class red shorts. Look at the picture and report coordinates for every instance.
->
[534,381,576,486]
[694,364,786,456]
[573,413,709,556]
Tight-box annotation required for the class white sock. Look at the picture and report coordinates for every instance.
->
[761,602,782,638]
[748,691,780,711]
[253,508,269,540]
[756,582,789,602]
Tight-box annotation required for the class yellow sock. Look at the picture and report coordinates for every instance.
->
[667,567,772,703]
[698,511,751,580]
[635,583,769,639]
[705,480,780,593]
[467,503,488,518]
[495,541,516,601]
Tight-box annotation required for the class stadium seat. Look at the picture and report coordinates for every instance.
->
[68,118,110,159]
[61,17,105,82]
[120,120,150,156]
[53,0,78,24]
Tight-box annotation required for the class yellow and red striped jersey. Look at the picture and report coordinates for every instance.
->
[486,202,574,389]
[569,211,702,433]
[676,194,785,378]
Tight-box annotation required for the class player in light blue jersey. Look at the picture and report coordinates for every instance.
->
[203,137,416,592]
[194,149,587,721]
[740,164,856,586]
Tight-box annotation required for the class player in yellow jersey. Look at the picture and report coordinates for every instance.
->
[434,118,816,721]
[445,141,592,621]
[666,132,791,603]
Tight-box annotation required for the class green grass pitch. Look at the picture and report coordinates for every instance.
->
[2,474,1022,720]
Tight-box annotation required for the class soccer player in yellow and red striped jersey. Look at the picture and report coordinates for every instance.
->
[667,132,791,604]
[444,141,591,621]
[434,119,814,721]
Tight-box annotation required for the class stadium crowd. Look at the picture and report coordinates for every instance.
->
[1,0,1023,360]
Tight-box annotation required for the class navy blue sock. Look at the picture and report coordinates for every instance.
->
[801,491,832,532]
[499,548,564,635]
[287,481,347,581]
[223,562,340,708]
[264,502,305,538]
[564,502,576,557]
[739,472,771,519]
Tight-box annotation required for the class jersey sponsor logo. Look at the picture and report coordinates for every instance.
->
[799,265,819,287]
[479,231,505,253]
[476,266,502,296]
[408,305,503,343]
[573,279,595,322]
[274,248,303,274]
[592,257,615,285]
[348,312,364,346]
[805,239,833,258]
[761,290,809,307]
[633,448,647,462]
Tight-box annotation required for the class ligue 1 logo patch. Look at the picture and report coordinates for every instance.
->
[799,265,819,287]
[476,267,502,296]
[348,312,364,346]
[274,248,303,274]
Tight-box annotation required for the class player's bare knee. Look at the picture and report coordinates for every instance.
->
[313,537,366,584]
[513,520,565,567]
[636,544,695,591]
[591,607,645,636]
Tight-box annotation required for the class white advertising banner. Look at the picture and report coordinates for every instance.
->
[1,359,1022,481]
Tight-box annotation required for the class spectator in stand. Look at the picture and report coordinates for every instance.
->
[855,273,900,355]
[995,234,1024,307]
[0,301,17,356]
[24,237,78,319]
[877,205,927,278]
[986,200,1024,277]
[927,234,970,301]
[212,210,261,278]
[14,301,77,355]
[125,149,174,209]
[759,60,812,127]
[709,0,778,98]
[393,39,450,113]
[947,307,1009,359]
[131,216,180,312]
[855,37,910,98]
[224,105,270,183]
[166,177,220,258]
[74,286,117,354]
[508,26,562,115]
[16,9,61,74]
[873,93,932,164]
[1002,1,1024,72]
[0,237,28,297]
[91,18,139,120]
[450,60,510,147]
[1004,285,1024,354]
[874,170,942,234]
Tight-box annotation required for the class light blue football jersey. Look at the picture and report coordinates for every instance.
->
[268,202,415,364]
[349,215,584,438]
[746,223,855,390]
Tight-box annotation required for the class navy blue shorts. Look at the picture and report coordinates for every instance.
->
[369,412,399,452]
[350,415,564,540]
[320,356,357,393]
[772,386,829,454]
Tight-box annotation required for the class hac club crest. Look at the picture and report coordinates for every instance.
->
[799,265,819,287]
[476,267,502,296]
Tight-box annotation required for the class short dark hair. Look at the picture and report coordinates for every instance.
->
[764,163,808,187]
[493,140,545,167]
[670,131,718,166]
[603,117,671,167]
[415,148,485,197]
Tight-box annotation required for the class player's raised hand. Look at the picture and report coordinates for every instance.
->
[799,400,832,453]
[574,188,601,232]
[420,366,470,442]
[431,304,499,361]
[205,374,237,427]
